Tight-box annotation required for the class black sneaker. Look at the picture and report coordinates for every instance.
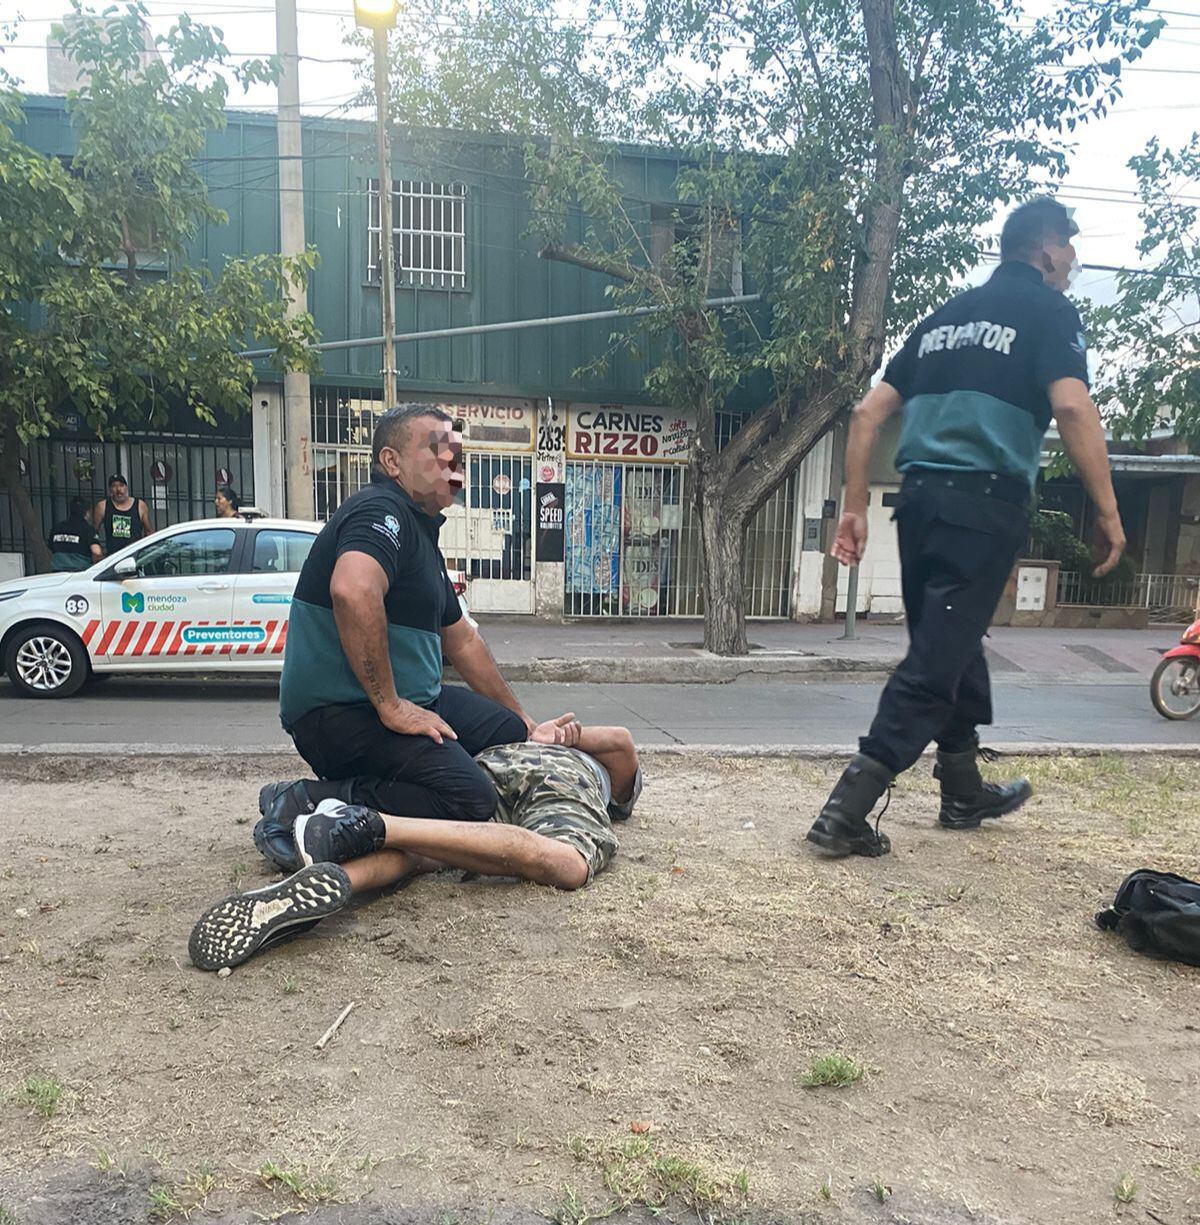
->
[188,863,352,972]
[295,801,386,868]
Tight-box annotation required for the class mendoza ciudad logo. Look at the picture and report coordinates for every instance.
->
[121,592,145,614]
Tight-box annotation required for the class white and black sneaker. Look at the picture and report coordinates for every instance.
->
[295,800,386,868]
[188,862,352,972]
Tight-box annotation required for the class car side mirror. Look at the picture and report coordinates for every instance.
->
[112,557,137,579]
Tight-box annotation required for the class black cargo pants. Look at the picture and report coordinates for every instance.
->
[858,471,1030,776]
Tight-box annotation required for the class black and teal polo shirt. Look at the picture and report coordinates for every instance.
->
[279,473,463,727]
[884,261,1090,488]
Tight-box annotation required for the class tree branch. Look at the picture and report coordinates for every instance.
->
[538,241,636,283]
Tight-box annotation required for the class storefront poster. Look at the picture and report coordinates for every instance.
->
[565,466,621,596]
[565,405,693,463]
[536,482,565,562]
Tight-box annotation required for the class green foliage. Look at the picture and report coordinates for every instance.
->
[1087,133,1200,445]
[800,1052,866,1088]
[0,3,318,457]
[1031,508,1135,584]
[373,0,1160,423]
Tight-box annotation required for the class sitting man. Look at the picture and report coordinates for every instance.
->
[189,723,642,972]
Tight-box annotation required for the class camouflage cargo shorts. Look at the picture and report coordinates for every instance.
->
[474,742,619,884]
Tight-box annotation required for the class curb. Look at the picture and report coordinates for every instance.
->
[457,653,902,685]
[2,742,1198,760]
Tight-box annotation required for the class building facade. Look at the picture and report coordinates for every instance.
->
[9,96,833,618]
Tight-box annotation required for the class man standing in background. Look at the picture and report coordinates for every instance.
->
[94,473,153,556]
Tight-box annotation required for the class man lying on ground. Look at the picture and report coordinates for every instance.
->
[188,723,642,971]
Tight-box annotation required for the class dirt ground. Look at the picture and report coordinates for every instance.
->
[1,750,1199,1225]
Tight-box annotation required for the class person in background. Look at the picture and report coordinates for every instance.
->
[94,474,153,556]
[48,497,101,571]
[214,485,240,519]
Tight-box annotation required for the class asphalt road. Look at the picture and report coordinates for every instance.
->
[0,673,1196,751]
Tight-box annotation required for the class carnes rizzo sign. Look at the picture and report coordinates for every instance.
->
[565,405,692,463]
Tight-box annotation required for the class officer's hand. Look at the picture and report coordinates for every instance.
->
[831,512,868,567]
[379,699,458,745]
[1091,510,1127,579]
[530,713,582,746]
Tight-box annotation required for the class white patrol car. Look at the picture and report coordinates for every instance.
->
[0,510,471,699]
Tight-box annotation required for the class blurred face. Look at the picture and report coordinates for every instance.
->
[1040,234,1078,293]
[108,479,129,502]
[378,416,464,514]
[214,490,233,516]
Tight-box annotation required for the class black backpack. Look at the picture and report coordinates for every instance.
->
[1095,870,1200,967]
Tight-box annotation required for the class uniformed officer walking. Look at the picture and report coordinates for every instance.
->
[807,198,1126,857]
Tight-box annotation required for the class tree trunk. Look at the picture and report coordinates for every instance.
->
[0,423,51,574]
[697,480,750,656]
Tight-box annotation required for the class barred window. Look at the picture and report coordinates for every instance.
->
[367,179,467,290]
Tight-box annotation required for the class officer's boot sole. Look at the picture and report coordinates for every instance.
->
[188,863,351,972]
[806,816,892,857]
[939,779,1033,830]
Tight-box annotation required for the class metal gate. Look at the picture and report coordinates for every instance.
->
[2,434,253,568]
[441,452,534,613]
[564,462,795,618]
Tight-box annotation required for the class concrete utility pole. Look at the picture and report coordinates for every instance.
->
[355,0,399,410]
[275,0,314,519]
[372,26,397,411]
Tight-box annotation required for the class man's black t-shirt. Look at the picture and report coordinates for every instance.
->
[48,515,96,561]
[279,473,463,726]
[883,261,1090,487]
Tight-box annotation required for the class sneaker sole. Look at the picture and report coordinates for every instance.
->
[939,780,1033,830]
[188,863,351,972]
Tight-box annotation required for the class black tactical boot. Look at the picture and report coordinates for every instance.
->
[934,741,1032,830]
[806,753,894,857]
[253,779,360,872]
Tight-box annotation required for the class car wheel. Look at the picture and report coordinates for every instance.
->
[4,622,91,698]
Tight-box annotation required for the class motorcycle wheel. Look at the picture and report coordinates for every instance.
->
[1150,657,1200,720]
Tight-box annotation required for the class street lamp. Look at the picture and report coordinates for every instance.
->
[355,0,399,411]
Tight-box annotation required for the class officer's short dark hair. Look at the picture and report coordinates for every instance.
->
[371,403,457,464]
[1000,197,1078,263]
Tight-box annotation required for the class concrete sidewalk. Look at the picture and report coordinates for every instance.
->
[470,615,1184,683]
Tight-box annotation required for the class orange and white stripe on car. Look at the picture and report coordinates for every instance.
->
[84,619,290,658]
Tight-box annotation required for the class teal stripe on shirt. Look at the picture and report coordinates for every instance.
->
[895,390,1046,487]
[279,597,443,725]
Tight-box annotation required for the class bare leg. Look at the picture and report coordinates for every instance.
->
[378,815,589,890]
[575,725,639,802]
[342,848,441,894]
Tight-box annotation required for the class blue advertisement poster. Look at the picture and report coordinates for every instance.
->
[565,465,622,596]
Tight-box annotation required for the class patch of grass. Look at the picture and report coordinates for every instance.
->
[183,1161,218,1198]
[1114,1173,1138,1204]
[801,1052,865,1088]
[257,1160,336,1204]
[17,1073,63,1119]
[818,1176,833,1202]
[550,1186,609,1225]
[281,974,300,995]
[147,1183,185,1222]
[91,1148,124,1177]
[564,1133,749,1218]
[0,1204,18,1225]
[228,861,249,888]
[869,1178,891,1204]
[166,1016,184,1032]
